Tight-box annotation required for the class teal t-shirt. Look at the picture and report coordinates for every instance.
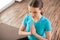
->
[22,13,52,40]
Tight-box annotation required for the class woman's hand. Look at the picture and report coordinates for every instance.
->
[30,24,37,35]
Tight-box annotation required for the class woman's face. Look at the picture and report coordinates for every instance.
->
[28,6,42,18]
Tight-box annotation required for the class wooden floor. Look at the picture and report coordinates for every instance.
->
[0,0,60,40]
[42,0,60,40]
[0,0,29,28]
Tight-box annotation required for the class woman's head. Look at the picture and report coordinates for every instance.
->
[28,0,43,17]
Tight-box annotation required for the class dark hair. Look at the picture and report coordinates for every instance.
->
[29,0,43,15]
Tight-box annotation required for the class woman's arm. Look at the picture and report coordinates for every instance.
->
[34,33,47,40]
[18,24,31,36]
[34,31,51,40]
[31,24,51,40]
[45,31,51,40]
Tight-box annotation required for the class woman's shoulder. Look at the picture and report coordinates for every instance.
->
[25,13,31,17]
[24,13,30,18]
[42,16,51,23]
[24,13,32,20]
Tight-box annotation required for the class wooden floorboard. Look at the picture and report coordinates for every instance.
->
[0,0,29,28]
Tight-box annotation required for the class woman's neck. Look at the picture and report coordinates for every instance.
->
[32,14,42,22]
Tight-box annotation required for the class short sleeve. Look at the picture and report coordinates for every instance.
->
[22,14,28,27]
[44,19,52,32]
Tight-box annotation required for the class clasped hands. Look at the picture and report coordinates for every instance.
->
[30,23,37,36]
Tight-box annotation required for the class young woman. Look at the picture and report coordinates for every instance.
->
[18,0,52,40]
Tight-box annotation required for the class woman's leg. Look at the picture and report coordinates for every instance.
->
[17,37,29,40]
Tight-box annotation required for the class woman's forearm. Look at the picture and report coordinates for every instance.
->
[34,33,48,40]
[19,31,31,36]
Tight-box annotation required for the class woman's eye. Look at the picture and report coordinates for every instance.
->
[33,12,37,13]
